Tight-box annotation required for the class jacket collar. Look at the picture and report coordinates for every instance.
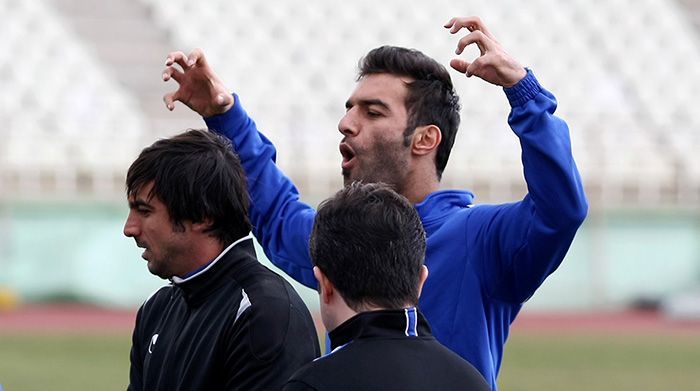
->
[170,235,257,307]
[328,307,433,351]
[414,190,474,234]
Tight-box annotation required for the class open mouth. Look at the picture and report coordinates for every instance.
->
[135,240,149,260]
[339,143,356,169]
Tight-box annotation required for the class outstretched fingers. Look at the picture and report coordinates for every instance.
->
[165,51,189,69]
[449,58,471,76]
[162,51,189,111]
[448,27,492,78]
[444,16,497,42]
[455,30,492,56]
[162,66,184,83]
[163,91,179,111]
[186,48,206,68]
[444,16,526,86]
[163,49,209,82]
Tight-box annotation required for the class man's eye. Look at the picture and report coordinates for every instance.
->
[368,111,381,117]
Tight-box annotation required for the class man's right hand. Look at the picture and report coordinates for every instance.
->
[162,49,234,118]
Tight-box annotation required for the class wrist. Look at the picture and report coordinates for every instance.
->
[503,67,527,88]
[204,94,235,119]
[503,69,542,107]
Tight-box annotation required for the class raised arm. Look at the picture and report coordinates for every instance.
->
[446,17,588,302]
[163,50,318,288]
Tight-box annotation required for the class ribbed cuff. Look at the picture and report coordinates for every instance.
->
[503,69,542,107]
[203,93,243,137]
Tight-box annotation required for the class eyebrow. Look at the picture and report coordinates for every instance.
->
[129,199,153,210]
[345,98,391,111]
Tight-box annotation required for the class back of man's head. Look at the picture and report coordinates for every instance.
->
[126,129,251,245]
[310,182,426,311]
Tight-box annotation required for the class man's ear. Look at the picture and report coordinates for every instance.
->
[417,265,429,298]
[313,266,334,304]
[411,125,441,156]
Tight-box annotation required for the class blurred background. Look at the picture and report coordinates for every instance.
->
[0,0,699,390]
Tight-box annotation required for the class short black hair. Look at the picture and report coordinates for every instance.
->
[310,182,426,311]
[359,46,461,180]
[126,129,250,245]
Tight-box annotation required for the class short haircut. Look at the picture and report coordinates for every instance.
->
[358,46,461,180]
[126,129,251,245]
[310,182,426,311]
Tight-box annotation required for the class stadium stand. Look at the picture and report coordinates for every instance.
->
[0,1,149,198]
[1,0,699,207]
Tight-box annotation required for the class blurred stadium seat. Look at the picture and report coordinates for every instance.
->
[0,0,148,198]
[1,0,699,206]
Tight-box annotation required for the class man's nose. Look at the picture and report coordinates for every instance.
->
[338,110,358,137]
[123,212,139,238]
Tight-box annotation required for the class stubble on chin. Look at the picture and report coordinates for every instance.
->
[146,257,169,280]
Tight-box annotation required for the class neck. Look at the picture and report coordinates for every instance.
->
[180,236,227,277]
[400,174,439,204]
[325,304,358,332]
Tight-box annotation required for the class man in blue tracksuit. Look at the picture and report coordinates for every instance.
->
[162,16,588,390]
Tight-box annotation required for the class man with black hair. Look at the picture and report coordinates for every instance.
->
[162,16,588,390]
[283,182,490,391]
[124,129,319,391]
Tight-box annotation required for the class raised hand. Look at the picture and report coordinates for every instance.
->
[162,49,234,118]
[444,16,526,88]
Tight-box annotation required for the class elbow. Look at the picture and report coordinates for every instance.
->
[545,190,588,233]
[572,195,589,227]
[539,188,589,232]
[562,191,588,232]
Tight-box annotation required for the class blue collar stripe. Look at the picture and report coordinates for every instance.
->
[404,307,418,337]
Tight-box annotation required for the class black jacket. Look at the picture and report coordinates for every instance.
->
[128,237,320,390]
[283,308,490,391]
